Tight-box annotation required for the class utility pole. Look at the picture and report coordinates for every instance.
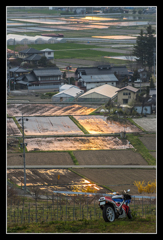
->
[18,115,28,192]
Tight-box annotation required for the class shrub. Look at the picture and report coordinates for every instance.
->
[133,180,156,194]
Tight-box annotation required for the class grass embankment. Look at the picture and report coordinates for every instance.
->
[68,151,79,165]
[126,134,156,165]
[7,215,156,233]
[69,116,90,134]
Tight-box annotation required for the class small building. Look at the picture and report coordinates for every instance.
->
[134,103,152,115]
[52,86,84,102]
[138,68,148,81]
[78,84,119,103]
[78,74,118,90]
[41,48,55,59]
[116,85,139,105]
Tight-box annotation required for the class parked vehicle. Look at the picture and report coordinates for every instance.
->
[134,79,142,83]
[98,189,132,222]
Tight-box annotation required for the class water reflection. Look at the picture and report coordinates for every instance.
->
[92,35,136,39]
[105,56,137,61]
[82,16,118,21]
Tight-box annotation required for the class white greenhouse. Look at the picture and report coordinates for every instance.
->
[7,34,65,45]
[59,84,79,92]
[52,87,84,102]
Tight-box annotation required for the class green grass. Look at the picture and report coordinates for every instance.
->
[7,42,102,51]
[7,215,156,233]
[69,116,90,134]
[53,49,126,59]
[126,134,156,165]
[68,151,79,165]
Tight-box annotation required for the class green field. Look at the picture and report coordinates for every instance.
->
[7,42,101,51]
[7,43,126,60]
[7,216,156,233]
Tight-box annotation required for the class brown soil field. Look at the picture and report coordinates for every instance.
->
[73,150,148,165]
[74,116,141,134]
[7,169,104,194]
[16,116,84,136]
[138,134,156,151]
[73,168,156,196]
[7,104,96,116]
[7,118,22,136]
[7,152,74,166]
[25,137,133,151]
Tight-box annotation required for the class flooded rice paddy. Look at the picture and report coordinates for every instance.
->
[74,116,141,134]
[92,35,136,39]
[25,136,133,151]
[7,104,96,116]
[105,56,137,61]
[16,116,84,136]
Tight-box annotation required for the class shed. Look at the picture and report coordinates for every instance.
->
[78,84,119,103]
[52,86,84,102]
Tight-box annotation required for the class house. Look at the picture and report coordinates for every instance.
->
[18,48,44,59]
[20,67,62,87]
[9,67,29,79]
[138,69,148,81]
[116,85,139,105]
[41,48,55,59]
[75,65,129,80]
[77,74,118,90]
[51,86,84,102]
[78,84,119,103]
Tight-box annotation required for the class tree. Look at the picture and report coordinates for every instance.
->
[132,29,146,67]
[132,69,140,82]
[149,77,155,88]
[132,25,156,71]
[38,56,47,66]
[63,71,66,79]
[144,25,156,71]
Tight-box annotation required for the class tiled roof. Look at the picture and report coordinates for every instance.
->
[116,85,139,93]
[9,67,29,73]
[80,74,118,83]
[32,68,62,77]
[24,54,42,61]
[76,65,129,76]
[19,48,43,54]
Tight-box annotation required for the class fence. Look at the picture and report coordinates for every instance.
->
[7,192,156,225]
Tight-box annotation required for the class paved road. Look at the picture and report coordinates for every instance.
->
[7,165,156,169]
